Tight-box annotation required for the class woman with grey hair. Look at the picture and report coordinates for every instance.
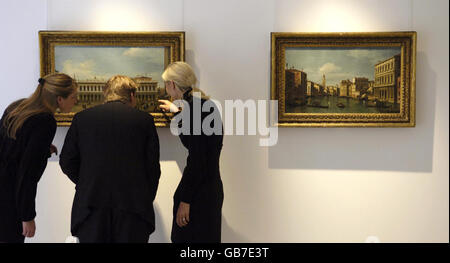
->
[159,62,224,243]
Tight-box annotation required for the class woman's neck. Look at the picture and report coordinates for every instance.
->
[182,87,193,100]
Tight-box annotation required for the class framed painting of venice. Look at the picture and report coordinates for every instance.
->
[271,32,416,127]
[39,31,185,126]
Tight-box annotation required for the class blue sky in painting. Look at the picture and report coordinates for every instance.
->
[285,47,401,86]
[55,46,165,86]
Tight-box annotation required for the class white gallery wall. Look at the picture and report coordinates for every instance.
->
[0,0,448,242]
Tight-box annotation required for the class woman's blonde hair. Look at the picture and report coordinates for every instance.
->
[4,73,77,139]
[103,75,137,103]
[161,61,209,100]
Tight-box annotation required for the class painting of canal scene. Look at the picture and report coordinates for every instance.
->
[55,46,167,113]
[271,32,416,127]
[285,47,401,114]
[40,31,185,126]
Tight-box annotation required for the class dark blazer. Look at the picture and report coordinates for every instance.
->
[0,101,56,242]
[59,101,161,232]
[171,92,224,243]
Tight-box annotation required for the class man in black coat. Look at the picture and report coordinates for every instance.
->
[59,75,160,243]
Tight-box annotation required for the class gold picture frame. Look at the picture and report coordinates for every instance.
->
[271,32,416,127]
[39,31,185,126]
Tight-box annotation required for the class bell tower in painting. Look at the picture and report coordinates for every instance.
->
[322,74,326,91]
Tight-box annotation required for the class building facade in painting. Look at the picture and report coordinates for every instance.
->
[133,76,160,111]
[285,69,307,105]
[307,81,323,97]
[339,79,352,97]
[314,82,323,96]
[328,85,339,96]
[373,54,401,103]
[76,76,160,111]
[77,80,104,106]
[307,81,313,97]
[350,77,369,98]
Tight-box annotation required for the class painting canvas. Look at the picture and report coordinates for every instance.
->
[40,31,185,126]
[271,32,416,127]
[55,46,166,113]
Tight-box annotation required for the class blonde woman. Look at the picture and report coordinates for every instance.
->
[0,73,77,243]
[159,62,224,243]
[60,75,160,243]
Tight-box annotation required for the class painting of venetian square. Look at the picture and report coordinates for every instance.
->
[284,47,402,113]
[55,46,168,113]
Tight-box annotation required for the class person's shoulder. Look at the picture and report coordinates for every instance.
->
[31,112,55,123]
[73,103,106,119]
[125,107,155,129]
[24,112,56,131]
[198,98,220,114]
[202,98,217,106]
[78,103,105,114]
[187,96,214,107]
[133,108,155,123]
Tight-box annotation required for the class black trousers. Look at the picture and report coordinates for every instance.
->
[72,207,152,243]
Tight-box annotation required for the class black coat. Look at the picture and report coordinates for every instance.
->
[171,93,224,243]
[59,101,161,233]
[0,101,56,242]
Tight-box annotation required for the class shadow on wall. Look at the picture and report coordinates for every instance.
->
[148,204,170,243]
[158,128,187,167]
[268,52,436,173]
[221,216,251,243]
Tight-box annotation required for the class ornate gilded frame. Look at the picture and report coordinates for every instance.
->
[39,31,185,126]
[271,32,416,127]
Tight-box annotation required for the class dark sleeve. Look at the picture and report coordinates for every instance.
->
[59,114,80,184]
[179,116,208,204]
[15,115,56,222]
[146,116,161,201]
